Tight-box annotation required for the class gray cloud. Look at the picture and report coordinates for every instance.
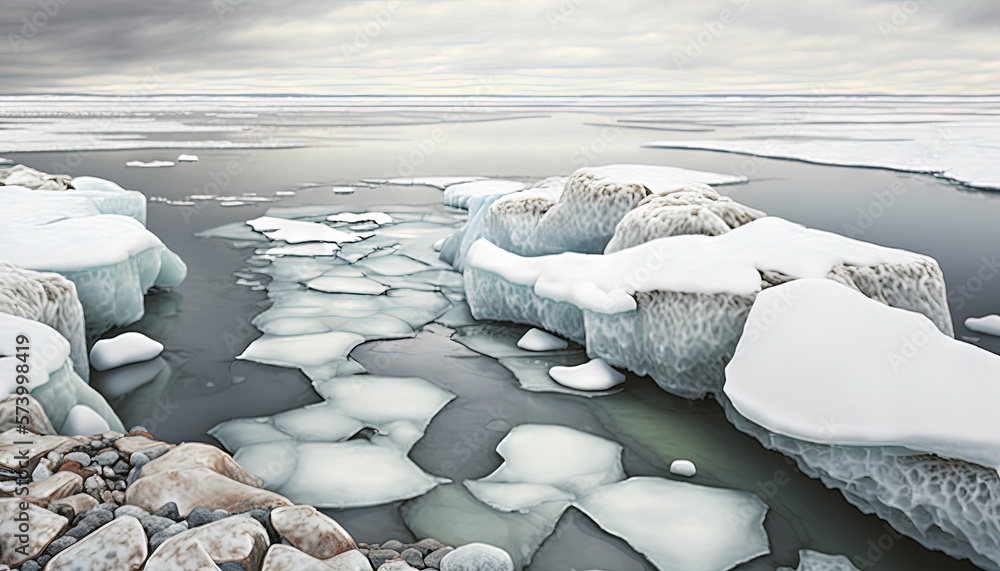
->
[0,0,996,94]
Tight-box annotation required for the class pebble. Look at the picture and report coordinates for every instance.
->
[32,463,52,482]
[44,536,77,556]
[149,521,188,551]
[669,459,697,477]
[188,506,227,528]
[20,561,41,571]
[114,505,149,520]
[93,451,120,466]
[440,543,514,571]
[130,452,150,467]
[141,515,176,536]
[424,547,454,569]
[401,547,426,568]
[382,539,406,551]
[370,548,402,568]
[63,452,92,467]
[153,502,181,521]
[64,509,113,539]
[411,538,446,556]
[218,563,245,571]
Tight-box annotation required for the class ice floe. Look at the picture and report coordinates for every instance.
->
[327,211,393,225]
[210,375,453,508]
[247,216,371,244]
[365,176,487,189]
[89,332,164,371]
[548,358,624,392]
[966,314,1000,337]
[724,278,1000,569]
[515,328,568,352]
[177,154,199,162]
[0,181,186,339]
[669,459,697,477]
[443,180,531,210]
[453,425,769,571]
[126,160,175,168]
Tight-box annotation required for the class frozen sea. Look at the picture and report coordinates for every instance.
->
[3,96,999,570]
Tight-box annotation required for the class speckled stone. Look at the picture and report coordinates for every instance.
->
[261,544,339,571]
[45,516,148,570]
[144,514,269,571]
[23,471,83,507]
[440,543,514,571]
[0,499,69,567]
[126,468,291,517]
[270,504,356,559]
[137,443,262,487]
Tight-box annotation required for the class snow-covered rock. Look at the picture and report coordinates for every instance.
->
[0,313,123,435]
[548,358,625,391]
[966,314,1000,337]
[0,163,71,190]
[0,262,89,380]
[465,216,952,398]
[725,279,1000,570]
[0,182,185,338]
[440,543,514,571]
[669,459,697,477]
[443,180,530,209]
[89,331,164,371]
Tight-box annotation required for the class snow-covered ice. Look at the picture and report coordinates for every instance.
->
[247,216,371,244]
[210,375,454,508]
[126,160,175,168]
[331,186,357,194]
[0,181,186,338]
[0,313,123,435]
[966,315,1000,337]
[548,358,625,391]
[327,212,393,225]
[89,332,164,371]
[669,459,697,477]
[60,404,111,436]
[366,176,486,189]
[443,180,530,209]
[724,279,1000,569]
[516,328,568,352]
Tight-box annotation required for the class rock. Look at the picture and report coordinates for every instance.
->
[378,563,419,571]
[0,499,69,566]
[45,516,148,570]
[188,506,227,528]
[381,540,405,552]
[44,536,77,556]
[130,451,150,467]
[369,549,401,568]
[114,504,149,519]
[144,514,269,571]
[153,542,221,570]
[0,429,73,474]
[64,507,113,539]
[270,504,355,559]
[153,501,181,520]
[439,544,513,571]
[140,514,176,536]
[410,539,445,556]
[149,521,188,551]
[423,547,453,569]
[127,467,291,517]
[400,547,425,568]
[31,462,53,482]
[22,471,83,507]
[20,561,42,571]
[63,451,92,467]
[218,563,245,571]
[50,493,99,519]
[0,395,56,435]
[93,450,120,466]
[669,459,697,477]
[57,461,95,479]
[113,436,171,461]
[137,443,262,487]
[261,544,345,571]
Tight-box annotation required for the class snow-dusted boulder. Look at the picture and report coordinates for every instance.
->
[0,262,88,380]
[482,165,746,258]
[465,217,952,398]
[0,313,123,435]
[725,279,1000,570]
[0,183,186,338]
[0,164,72,190]
[604,184,765,253]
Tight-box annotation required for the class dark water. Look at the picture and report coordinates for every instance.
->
[6,112,998,570]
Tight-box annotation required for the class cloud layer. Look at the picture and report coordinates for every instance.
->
[1,0,997,94]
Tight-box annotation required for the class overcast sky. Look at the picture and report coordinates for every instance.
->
[1,0,997,95]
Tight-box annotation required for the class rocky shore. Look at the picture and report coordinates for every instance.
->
[0,413,511,571]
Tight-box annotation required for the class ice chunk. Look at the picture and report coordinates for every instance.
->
[247,216,371,244]
[443,180,530,209]
[499,354,621,398]
[327,212,393,225]
[669,459,696,477]
[516,328,568,352]
[966,314,1000,337]
[177,154,199,162]
[779,550,861,571]
[210,375,454,507]
[724,279,1000,569]
[0,185,186,339]
[126,160,175,168]
[71,176,125,192]
[575,477,769,571]
[305,276,388,295]
[257,243,340,257]
[331,186,357,194]
[465,216,952,398]
[548,358,625,392]
[220,200,248,206]
[61,404,111,436]
[89,332,163,371]
[275,190,296,197]
[237,331,367,382]
[0,164,71,189]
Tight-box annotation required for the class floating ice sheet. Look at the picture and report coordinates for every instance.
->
[365,176,487,189]
[443,180,530,209]
[247,216,370,244]
[126,160,174,168]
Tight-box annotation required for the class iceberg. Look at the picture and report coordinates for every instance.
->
[0,313,123,435]
[724,279,1000,570]
[464,216,952,398]
[452,424,770,571]
[210,375,453,508]
[0,182,186,339]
